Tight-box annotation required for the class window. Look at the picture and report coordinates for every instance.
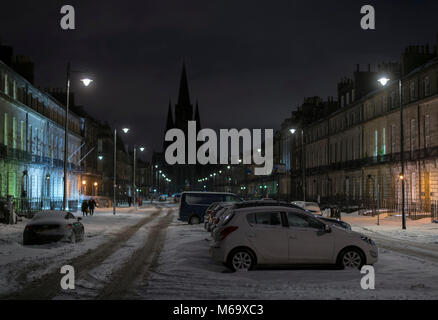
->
[185,193,223,205]
[382,127,386,155]
[4,113,8,146]
[286,212,323,229]
[410,119,416,152]
[20,121,25,151]
[411,172,417,202]
[254,212,282,226]
[425,115,430,148]
[225,195,241,202]
[410,81,416,101]
[424,76,430,96]
[12,117,16,149]
[374,130,378,157]
[391,124,396,153]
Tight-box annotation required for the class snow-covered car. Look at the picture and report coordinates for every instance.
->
[210,205,378,271]
[23,211,84,245]
[291,201,322,215]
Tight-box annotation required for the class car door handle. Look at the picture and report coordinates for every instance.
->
[247,234,256,238]
[289,236,297,239]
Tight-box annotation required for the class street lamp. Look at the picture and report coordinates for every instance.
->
[63,62,93,210]
[113,127,130,215]
[132,145,145,206]
[80,78,93,87]
[378,76,406,229]
[290,127,306,202]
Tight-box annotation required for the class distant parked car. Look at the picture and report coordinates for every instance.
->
[179,192,242,224]
[210,204,378,271]
[23,211,84,245]
[291,201,322,215]
[316,216,351,230]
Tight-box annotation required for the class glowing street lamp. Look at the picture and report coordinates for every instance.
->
[80,78,93,86]
[113,127,130,215]
[290,127,306,201]
[63,63,94,210]
[378,76,406,229]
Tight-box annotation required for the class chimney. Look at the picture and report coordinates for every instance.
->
[357,64,360,72]
[368,64,371,72]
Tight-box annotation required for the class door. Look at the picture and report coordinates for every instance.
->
[285,212,334,264]
[246,211,288,264]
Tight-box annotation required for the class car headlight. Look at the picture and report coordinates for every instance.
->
[360,236,376,246]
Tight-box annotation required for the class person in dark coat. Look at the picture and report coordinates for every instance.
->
[81,201,88,217]
[128,196,132,207]
[88,198,96,216]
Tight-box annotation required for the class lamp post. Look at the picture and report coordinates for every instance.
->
[378,77,406,229]
[113,127,130,215]
[63,62,93,210]
[367,175,380,226]
[290,128,306,202]
[132,146,145,206]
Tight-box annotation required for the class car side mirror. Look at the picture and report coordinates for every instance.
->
[77,217,82,221]
[324,224,331,233]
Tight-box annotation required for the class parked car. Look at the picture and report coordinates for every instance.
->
[291,201,323,215]
[210,205,378,271]
[316,216,352,230]
[204,202,231,231]
[23,211,84,245]
[210,206,233,237]
[179,191,242,224]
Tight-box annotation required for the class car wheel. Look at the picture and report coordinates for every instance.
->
[339,248,364,269]
[70,232,76,244]
[189,215,200,225]
[228,249,255,271]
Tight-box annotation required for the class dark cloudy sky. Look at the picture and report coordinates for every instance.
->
[1,0,438,160]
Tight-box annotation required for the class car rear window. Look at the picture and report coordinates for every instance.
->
[246,212,282,226]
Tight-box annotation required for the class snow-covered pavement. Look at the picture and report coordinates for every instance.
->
[0,205,164,297]
[2,204,438,299]
[135,216,438,300]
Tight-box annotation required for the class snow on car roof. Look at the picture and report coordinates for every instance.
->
[32,211,69,219]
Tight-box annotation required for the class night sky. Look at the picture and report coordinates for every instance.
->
[1,0,438,161]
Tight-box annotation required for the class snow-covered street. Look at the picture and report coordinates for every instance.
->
[133,214,438,300]
[0,205,170,297]
[1,205,438,299]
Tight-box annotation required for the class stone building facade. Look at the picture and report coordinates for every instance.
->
[297,43,438,214]
[0,59,82,210]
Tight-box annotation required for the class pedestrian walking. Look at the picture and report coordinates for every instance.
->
[128,196,132,207]
[88,198,96,216]
[81,200,88,217]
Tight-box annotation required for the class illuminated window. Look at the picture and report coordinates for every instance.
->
[374,130,378,157]
[4,113,8,146]
[382,127,386,155]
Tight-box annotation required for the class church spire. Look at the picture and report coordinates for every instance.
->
[165,99,174,130]
[177,63,191,106]
[194,100,201,129]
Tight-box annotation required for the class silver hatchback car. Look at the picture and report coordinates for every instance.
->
[210,205,378,271]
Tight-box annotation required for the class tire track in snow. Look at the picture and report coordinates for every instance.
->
[2,209,162,300]
[95,210,175,299]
